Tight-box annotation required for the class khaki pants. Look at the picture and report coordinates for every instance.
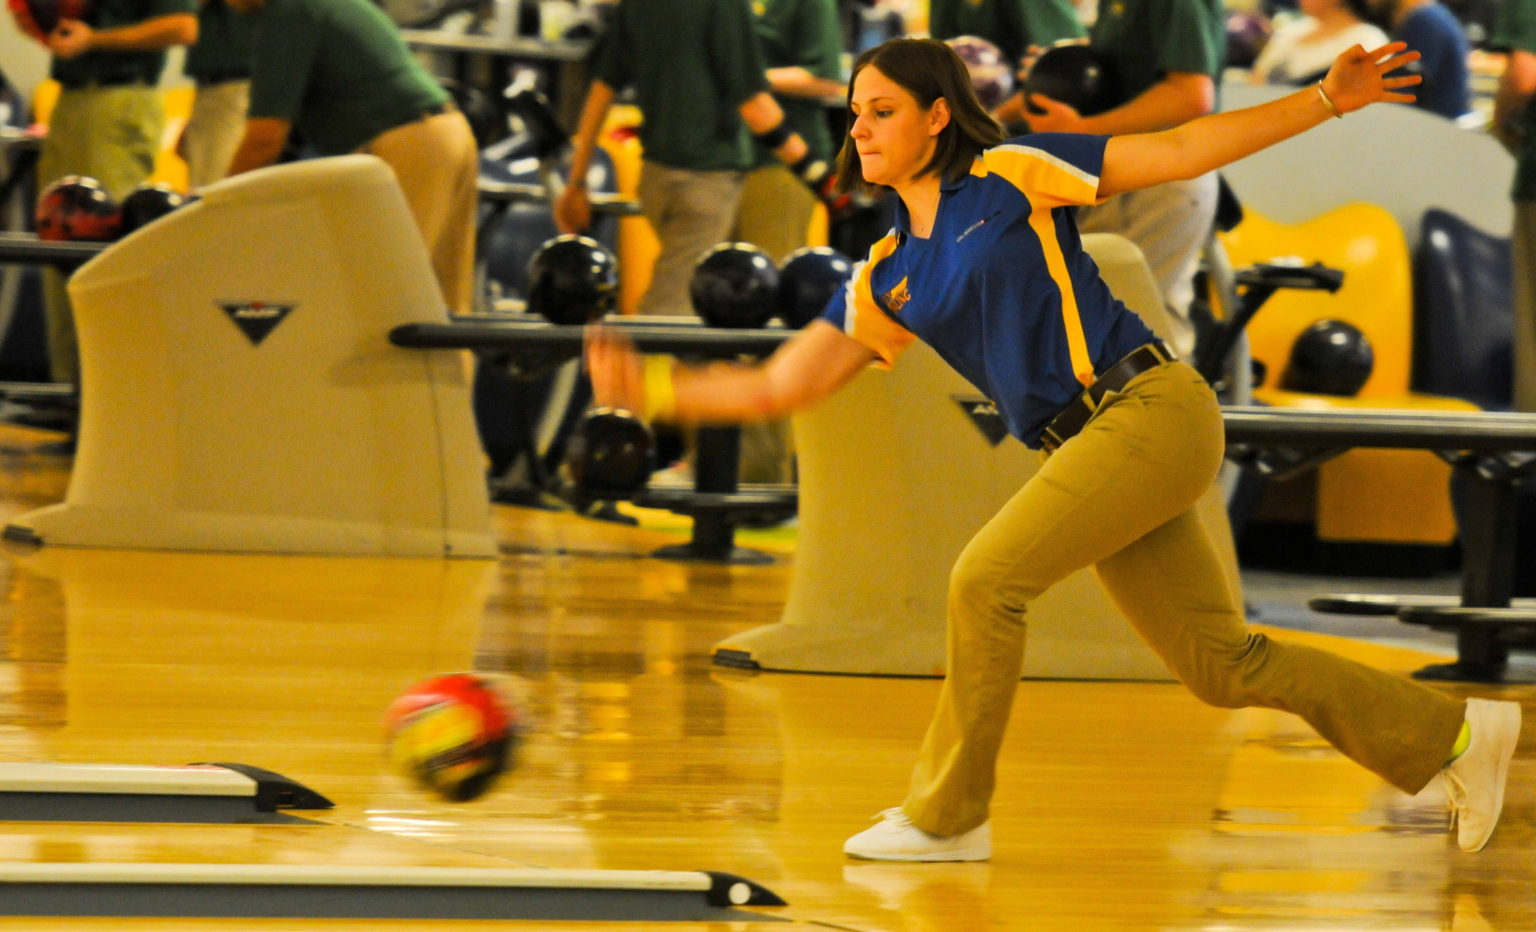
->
[1077,173,1218,360]
[902,361,1466,836]
[359,110,479,314]
[38,84,162,383]
[636,162,744,317]
[182,79,249,190]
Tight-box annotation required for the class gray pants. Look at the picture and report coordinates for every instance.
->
[636,162,744,317]
[1077,172,1218,360]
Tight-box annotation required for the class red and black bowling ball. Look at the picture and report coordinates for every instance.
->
[35,175,120,242]
[944,35,1016,112]
[1279,319,1374,397]
[690,242,779,330]
[1024,42,1120,116]
[525,234,619,325]
[384,672,519,803]
[566,407,655,496]
[116,182,187,238]
[777,246,854,329]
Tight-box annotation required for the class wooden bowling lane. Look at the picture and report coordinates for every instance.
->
[0,422,1530,928]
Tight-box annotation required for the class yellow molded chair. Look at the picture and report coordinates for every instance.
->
[1219,203,1479,547]
[30,78,193,192]
[594,104,828,316]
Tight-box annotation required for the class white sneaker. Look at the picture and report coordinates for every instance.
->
[843,807,991,862]
[1443,698,1522,852]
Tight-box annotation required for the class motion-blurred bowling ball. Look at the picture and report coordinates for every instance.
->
[1024,42,1119,116]
[777,246,854,329]
[566,407,655,495]
[385,672,519,803]
[116,182,187,238]
[525,234,619,325]
[944,35,1016,111]
[8,0,92,40]
[35,175,120,242]
[1279,319,1374,396]
[690,242,779,329]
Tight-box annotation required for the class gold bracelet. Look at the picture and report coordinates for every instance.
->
[1316,81,1343,119]
[642,355,676,422]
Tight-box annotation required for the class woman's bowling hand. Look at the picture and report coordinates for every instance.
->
[1320,42,1422,115]
[583,324,644,413]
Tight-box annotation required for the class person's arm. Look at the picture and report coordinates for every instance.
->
[1026,70,1213,134]
[226,117,291,176]
[553,79,615,234]
[1494,47,1536,152]
[47,11,197,58]
[1098,42,1419,197]
[765,66,845,100]
[585,320,876,424]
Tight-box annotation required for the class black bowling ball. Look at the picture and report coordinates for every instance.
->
[1025,42,1120,116]
[567,407,655,495]
[777,246,854,329]
[1279,319,1374,396]
[117,182,187,238]
[690,242,779,329]
[35,175,120,242]
[526,234,619,325]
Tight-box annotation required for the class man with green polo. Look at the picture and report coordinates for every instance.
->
[224,0,478,313]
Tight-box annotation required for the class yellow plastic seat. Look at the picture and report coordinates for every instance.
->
[1219,204,1479,547]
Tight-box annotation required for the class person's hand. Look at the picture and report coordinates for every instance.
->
[583,324,645,412]
[48,19,93,58]
[554,182,591,234]
[1319,42,1422,115]
[1021,93,1085,133]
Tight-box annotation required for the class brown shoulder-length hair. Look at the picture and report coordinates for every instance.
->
[834,38,1005,197]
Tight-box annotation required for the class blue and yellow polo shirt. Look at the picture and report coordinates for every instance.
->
[822,132,1157,449]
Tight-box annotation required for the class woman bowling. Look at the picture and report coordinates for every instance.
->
[584,37,1521,860]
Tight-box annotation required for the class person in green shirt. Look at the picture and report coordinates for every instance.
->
[1020,0,1226,360]
[555,0,831,318]
[928,0,1084,68]
[224,0,479,313]
[1491,0,1536,411]
[179,0,256,189]
[12,0,198,384]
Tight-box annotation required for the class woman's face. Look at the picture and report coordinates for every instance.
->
[848,65,950,189]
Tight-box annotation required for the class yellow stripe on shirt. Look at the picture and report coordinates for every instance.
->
[1027,209,1094,386]
[983,145,1100,209]
[845,231,915,368]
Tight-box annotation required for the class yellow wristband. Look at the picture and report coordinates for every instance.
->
[642,355,676,422]
[1316,81,1343,120]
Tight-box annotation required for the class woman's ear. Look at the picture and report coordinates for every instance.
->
[929,97,952,136]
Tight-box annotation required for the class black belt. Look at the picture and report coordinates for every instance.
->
[193,71,249,87]
[58,76,150,90]
[1039,341,1178,453]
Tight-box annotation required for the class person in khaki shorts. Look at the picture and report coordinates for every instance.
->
[585,38,1523,860]
[11,0,198,384]
[223,0,477,313]
[179,0,255,189]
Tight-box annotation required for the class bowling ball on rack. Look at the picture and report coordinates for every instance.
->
[944,35,1016,111]
[777,246,854,329]
[1024,42,1120,116]
[116,182,188,238]
[1278,319,1374,397]
[566,407,655,496]
[689,242,779,330]
[525,234,619,325]
[35,175,120,242]
[385,672,519,803]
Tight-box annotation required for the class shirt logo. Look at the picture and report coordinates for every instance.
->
[882,276,911,314]
[218,300,296,346]
[956,210,1001,243]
